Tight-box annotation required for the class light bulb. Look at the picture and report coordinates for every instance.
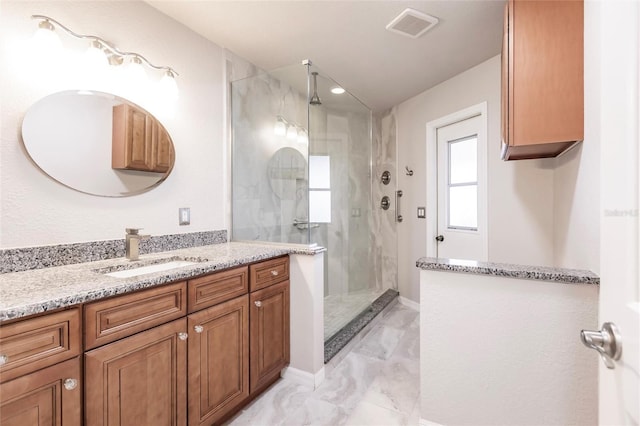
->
[127,56,147,82]
[274,118,287,136]
[84,40,108,69]
[32,19,62,54]
[159,70,179,101]
[297,129,309,145]
[286,124,298,140]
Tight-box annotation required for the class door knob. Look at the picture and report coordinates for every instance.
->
[63,378,78,390]
[580,322,622,369]
[435,235,444,242]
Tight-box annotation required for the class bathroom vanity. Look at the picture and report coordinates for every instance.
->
[0,243,304,425]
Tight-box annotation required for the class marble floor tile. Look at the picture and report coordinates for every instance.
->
[380,305,419,329]
[226,303,421,426]
[283,397,349,426]
[352,324,405,360]
[389,318,420,362]
[314,352,385,412]
[360,358,420,415]
[345,400,408,426]
[227,380,315,426]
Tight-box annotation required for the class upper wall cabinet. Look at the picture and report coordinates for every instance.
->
[112,104,174,173]
[501,0,584,161]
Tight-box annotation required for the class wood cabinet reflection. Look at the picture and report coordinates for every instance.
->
[112,104,174,173]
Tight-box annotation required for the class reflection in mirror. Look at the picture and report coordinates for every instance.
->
[267,147,307,200]
[21,91,175,197]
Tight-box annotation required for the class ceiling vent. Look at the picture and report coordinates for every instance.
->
[386,8,439,39]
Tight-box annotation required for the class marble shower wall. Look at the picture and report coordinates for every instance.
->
[230,62,377,297]
[231,67,309,244]
[372,108,398,293]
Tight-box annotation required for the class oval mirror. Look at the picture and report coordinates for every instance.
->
[267,147,307,200]
[21,91,175,197]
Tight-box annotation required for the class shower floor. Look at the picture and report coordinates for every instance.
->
[324,288,385,341]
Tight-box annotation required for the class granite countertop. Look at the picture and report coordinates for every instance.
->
[416,257,599,285]
[0,242,325,322]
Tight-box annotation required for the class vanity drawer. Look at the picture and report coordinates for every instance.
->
[249,256,289,292]
[188,265,248,313]
[84,281,187,350]
[0,308,81,383]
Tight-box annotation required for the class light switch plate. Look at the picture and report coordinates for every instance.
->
[179,208,190,225]
[417,207,426,218]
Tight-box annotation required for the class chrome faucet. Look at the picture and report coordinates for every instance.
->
[125,228,150,261]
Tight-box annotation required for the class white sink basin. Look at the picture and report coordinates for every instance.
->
[104,260,197,278]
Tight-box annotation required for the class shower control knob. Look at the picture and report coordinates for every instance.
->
[435,235,444,242]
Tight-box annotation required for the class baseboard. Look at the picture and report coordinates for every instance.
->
[281,366,325,389]
[399,296,420,311]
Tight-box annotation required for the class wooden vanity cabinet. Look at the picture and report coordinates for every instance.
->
[249,256,290,393]
[0,308,82,426]
[0,357,82,426]
[0,255,291,426]
[112,103,174,173]
[187,295,249,425]
[501,0,584,160]
[85,318,187,426]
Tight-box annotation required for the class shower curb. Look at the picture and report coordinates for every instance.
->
[323,289,399,364]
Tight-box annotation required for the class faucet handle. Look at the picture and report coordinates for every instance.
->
[126,228,143,235]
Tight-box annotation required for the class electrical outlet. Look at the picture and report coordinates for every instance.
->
[417,207,426,218]
[179,208,190,225]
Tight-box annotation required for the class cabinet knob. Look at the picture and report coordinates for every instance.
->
[178,332,188,341]
[270,270,279,277]
[0,354,7,366]
[254,301,262,308]
[194,325,204,333]
[63,378,78,391]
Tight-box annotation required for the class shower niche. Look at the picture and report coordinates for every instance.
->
[231,61,388,342]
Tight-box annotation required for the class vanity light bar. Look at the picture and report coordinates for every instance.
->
[31,15,179,78]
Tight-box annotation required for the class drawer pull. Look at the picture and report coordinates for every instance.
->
[254,301,262,308]
[63,378,78,391]
[194,325,204,333]
[178,332,188,341]
[0,354,7,366]
[270,270,279,276]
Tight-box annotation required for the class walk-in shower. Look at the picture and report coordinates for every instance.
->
[231,61,390,344]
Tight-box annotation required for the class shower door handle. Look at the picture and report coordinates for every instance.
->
[396,190,403,222]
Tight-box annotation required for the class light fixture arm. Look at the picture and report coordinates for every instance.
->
[31,14,178,76]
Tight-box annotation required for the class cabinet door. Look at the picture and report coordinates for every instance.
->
[152,123,173,173]
[0,357,81,426]
[85,318,187,426]
[249,280,290,393]
[112,104,154,171]
[188,295,249,426]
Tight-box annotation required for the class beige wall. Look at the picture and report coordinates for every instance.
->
[552,1,601,274]
[396,55,556,302]
[0,1,226,248]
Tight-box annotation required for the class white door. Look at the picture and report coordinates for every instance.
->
[435,114,487,260]
[589,1,639,424]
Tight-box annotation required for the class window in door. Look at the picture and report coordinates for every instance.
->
[447,136,478,231]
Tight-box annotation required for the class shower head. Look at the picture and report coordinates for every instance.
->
[310,72,322,105]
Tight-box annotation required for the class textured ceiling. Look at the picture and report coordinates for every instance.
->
[146,0,505,112]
